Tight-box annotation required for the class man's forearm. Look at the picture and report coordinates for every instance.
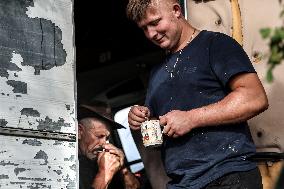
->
[92,171,112,189]
[120,167,140,189]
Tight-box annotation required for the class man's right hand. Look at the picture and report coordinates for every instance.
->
[97,151,122,176]
[93,151,122,189]
[128,105,150,130]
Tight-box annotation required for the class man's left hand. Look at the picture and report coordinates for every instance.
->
[159,110,195,138]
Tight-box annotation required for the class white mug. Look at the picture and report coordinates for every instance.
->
[141,120,163,147]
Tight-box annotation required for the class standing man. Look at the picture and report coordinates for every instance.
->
[78,104,140,189]
[126,0,268,188]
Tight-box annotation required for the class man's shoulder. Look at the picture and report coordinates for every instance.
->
[200,30,241,49]
[201,30,232,40]
[190,30,230,50]
[195,30,227,44]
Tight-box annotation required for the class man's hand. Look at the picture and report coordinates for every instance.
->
[96,151,121,178]
[93,144,125,189]
[92,152,120,189]
[103,144,140,189]
[121,167,140,189]
[128,105,150,130]
[160,110,195,138]
[103,143,125,168]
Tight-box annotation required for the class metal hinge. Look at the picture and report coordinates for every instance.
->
[0,126,76,142]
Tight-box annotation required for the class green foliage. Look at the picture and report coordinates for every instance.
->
[260,6,284,82]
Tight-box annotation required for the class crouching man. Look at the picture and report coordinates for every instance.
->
[78,104,140,189]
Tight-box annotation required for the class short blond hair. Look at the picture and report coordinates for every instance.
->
[126,0,179,22]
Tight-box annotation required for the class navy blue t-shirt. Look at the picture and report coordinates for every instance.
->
[145,31,257,189]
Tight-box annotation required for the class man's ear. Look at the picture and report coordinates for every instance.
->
[173,3,182,18]
[78,123,84,140]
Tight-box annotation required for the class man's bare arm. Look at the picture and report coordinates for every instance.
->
[161,73,269,137]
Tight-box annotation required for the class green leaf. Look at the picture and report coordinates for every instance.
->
[269,45,283,63]
[260,28,271,39]
[262,5,284,83]
[274,28,284,39]
[266,67,274,82]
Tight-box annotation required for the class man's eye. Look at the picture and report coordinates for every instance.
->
[151,19,161,26]
[152,21,159,25]
[141,26,147,31]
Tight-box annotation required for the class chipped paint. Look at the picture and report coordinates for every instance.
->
[34,150,48,165]
[21,108,40,117]
[37,116,71,131]
[0,175,9,179]
[0,0,75,134]
[22,139,42,146]
[64,155,75,161]
[14,168,27,176]
[53,170,62,175]
[0,119,8,127]
[0,0,77,188]
[0,135,76,188]
[6,80,27,94]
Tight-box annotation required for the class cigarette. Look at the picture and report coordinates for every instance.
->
[93,146,104,153]
[92,146,110,153]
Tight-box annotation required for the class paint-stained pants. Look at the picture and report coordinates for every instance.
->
[203,168,262,189]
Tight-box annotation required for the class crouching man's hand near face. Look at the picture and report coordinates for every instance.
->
[93,144,140,189]
[92,144,123,189]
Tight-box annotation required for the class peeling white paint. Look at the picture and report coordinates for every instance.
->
[26,0,74,78]
[0,135,76,189]
[0,0,77,188]
[0,0,75,133]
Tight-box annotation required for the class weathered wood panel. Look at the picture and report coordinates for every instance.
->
[0,0,77,188]
[0,0,75,134]
[0,135,76,189]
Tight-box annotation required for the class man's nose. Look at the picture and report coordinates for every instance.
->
[146,27,157,40]
[98,137,109,144]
